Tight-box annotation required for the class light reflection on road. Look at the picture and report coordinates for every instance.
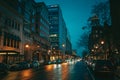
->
[20,69,33,79]
[1,69,34,80]
[0,61,93,80]
[44,63,70,80]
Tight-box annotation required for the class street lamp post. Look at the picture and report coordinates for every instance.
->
[25,44,29,61]
[62,44,66,60]
[101,41,104,45]
[100,40,107,60]
[49,45,55,62]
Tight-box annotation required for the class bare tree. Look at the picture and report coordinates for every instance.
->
[77,32,89,49]
[82,50,88,58]
[77,1,111,57]
[91,0,111,26]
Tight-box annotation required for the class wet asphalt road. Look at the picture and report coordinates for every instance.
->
[0,61,93,80]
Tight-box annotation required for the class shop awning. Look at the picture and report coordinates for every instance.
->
[0,50,19,55]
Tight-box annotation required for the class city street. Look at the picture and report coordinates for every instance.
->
[0,61,93,80]
[0,0,120,80]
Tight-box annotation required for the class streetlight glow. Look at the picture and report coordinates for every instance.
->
[25,44,29,48]
[101,41,104,44]
[62,44,65,47]
[95,46,98,49]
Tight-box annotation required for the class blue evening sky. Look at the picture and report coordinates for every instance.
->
[35,0,106,55]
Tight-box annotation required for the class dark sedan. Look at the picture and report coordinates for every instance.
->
[92,60,115,76]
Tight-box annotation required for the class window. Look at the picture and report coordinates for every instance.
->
[3,37,7,46]
[15,22,17,29]
[11,39,13,47]
[14,40,16,48]
[17,24,20,31]
[18,0,21,2]
[31,26,35,32]
[5,18,8,26]
[7,38,10,46]
[8,19,11,27]
[95,34,98,38]
[16,41,19,48]
[0,36,1,45]
[12,20,14,28]
[100,31,103,33]
[95,30,98,33]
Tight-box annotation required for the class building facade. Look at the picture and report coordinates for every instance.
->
[48,4,72,61]
[0,0,50,64]
[0,0,72,64]
[0,0,23,64]
[35,2,50,63]
[19,0,37,61]
[88,15,110,60]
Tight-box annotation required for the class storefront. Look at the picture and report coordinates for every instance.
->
[0,50,20,64]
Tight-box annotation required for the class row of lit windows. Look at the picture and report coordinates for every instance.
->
[49,16,58,20]
[49,20,58,24]
[3,37,19,49]
[92,34,103,39]
[93,30,103,34]
[49,34,58,37]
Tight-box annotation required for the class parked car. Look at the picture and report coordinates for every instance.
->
[56,59,62,64]
[19,61,30,69]
[86,60,93,67]
[92,60,115,75]
[9,63,21,71]
[9,61,30,71]
[45,61,53,65]
[0,63,9,74]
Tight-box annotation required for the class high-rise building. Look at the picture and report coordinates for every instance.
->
[19,0,36,61]
[35,2,50,62]
[48,4,70,61]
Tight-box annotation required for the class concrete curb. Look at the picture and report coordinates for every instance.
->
[87,67,95,80]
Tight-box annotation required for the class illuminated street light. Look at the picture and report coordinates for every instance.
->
[101,41,104,44]
[95,46,98,49]
[91,49,94,52]
[48,50,51,53]
[25,44,29,48]
[37,45,40,48]
[62,44,65,48]
[25,44,30,61]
